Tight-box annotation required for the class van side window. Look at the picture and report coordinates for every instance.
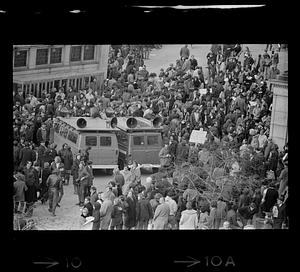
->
[147,135,159,145]
[133,136,144,145]
[59,125,68,138]
[100,136,112,146]
[67,130,78,144]
[85,136,97,146]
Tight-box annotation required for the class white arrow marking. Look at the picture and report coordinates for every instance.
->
[33,258,59,269]
[174,256,201,267]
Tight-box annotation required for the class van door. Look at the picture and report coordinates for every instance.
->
[145,134,162,165]
[81,133,118,168]
[130,134,148,164]
[98,134,118,166]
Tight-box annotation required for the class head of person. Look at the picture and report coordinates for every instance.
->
[186,201,193,210]
[132,160,138,168]
[84,196,91,205]
[79,160,85,169]
[210,200,217,209]
[249,202,256,211]
[159,196,165,204]
[93,201,101,211]
[154,193,162,202]
[97,192,103,200]
[26,161,32,169]
[54,156,61,163]
[90,186,97,194]
[81,207,89,217]
[127,190,133,198]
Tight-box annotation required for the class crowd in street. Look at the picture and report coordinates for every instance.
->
[13,44,288,229]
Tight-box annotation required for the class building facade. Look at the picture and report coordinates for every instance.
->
[13,45,110,97]
[269,72,288,150]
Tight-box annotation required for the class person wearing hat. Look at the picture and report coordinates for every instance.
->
[272,196,287,229]
[46,168,62,216]
[14,173,28,213]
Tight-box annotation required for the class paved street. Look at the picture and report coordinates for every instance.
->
[144,44,287,77]
[33,170,150,230]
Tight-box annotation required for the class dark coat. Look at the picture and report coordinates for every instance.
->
[238,206,256,220]
[92,202,101,230]
[85,165,94,186]
[263,188,279,212]
[36,128,49,145]
[84,202,94,217]
[61,149,73,170]
[124,197,137,228]
[71,159,80,181]
[37,145,47,167]
[136,198,153,222]
[90,192,99,207]
[111,204,124,226]
[23,167,37,203]
[44,148,57,164]
[19,147,36,168]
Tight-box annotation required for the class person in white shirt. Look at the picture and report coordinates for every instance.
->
[179,201,198,230]
[165,191,178,229]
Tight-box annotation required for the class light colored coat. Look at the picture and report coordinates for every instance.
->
[153,203,170,230]
[179,209,198,230]
[100,198,113,230]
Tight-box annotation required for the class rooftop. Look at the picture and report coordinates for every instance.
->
[57,116,119,131]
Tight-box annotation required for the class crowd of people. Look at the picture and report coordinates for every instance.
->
[13,44,288,229]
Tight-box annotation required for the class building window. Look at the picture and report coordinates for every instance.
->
[36,48,49,65]
[14,50,27,67]
[50,47,62,64]
[70,46,82,62]
[83,45,95,60]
